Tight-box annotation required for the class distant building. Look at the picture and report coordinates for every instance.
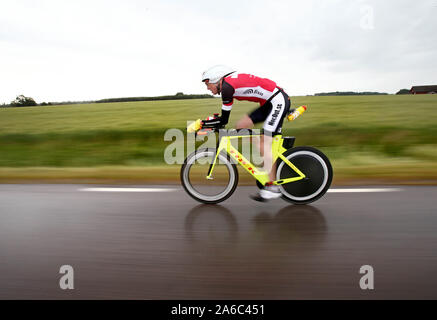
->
[410,85,437,94]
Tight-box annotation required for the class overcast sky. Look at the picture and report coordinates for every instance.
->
[1,0,436,103]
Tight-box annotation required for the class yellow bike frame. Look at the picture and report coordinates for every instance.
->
[206,133,306,186]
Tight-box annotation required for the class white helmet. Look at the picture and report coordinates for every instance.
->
[201,65,236,84]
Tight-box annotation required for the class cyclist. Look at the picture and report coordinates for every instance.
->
[201,65,291,202]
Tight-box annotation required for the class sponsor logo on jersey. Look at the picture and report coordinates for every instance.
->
[243,89,264,96]
[268,104,282,126]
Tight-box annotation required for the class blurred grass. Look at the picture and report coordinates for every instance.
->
[0,95,436,183]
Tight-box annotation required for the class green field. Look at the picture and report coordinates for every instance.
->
[0,94,436,184]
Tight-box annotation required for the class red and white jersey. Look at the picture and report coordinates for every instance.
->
[221,73,279,111]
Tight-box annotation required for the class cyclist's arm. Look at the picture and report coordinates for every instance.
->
[202,81,234,127]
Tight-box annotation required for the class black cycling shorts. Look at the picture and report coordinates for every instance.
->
[248,89,290,135]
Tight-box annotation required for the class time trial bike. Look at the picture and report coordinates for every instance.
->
[180,120,333,204]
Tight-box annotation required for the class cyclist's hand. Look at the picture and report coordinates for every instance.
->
[202,115,222,129]
[187,119,202,133]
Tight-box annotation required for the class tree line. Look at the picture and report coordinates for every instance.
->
[1,92,214,107]
[1,95,44,107]
[96,92,213,104]
[1,89,415,107]
[314,91,388,96]
[315,89,413,96]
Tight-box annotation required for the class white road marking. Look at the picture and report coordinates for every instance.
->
[78,187,402,193]
[79,187,177,192]
[327,188,402,193]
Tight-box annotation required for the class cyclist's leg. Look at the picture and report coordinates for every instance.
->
[246,103,272,164]
[236,114,254,130]
[262,90,291,181]
[236,115,261,164]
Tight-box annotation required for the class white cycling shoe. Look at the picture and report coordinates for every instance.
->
[250,185,282,202]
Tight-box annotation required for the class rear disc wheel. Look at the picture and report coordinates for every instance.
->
[276,146,333,204]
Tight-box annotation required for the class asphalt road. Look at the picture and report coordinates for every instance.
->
[0,184,436,299]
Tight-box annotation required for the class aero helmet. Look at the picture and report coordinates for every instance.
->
[201,65,236,83]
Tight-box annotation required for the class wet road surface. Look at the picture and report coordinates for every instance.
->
[0,184,436,299]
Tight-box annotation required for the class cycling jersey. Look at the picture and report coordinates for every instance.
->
[221,73,279,109]
[203,72,290,134]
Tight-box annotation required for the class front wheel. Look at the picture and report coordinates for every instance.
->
[276,146,333,204]
[181,148,239,204]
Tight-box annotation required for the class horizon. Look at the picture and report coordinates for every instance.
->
[2,90,406,105]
